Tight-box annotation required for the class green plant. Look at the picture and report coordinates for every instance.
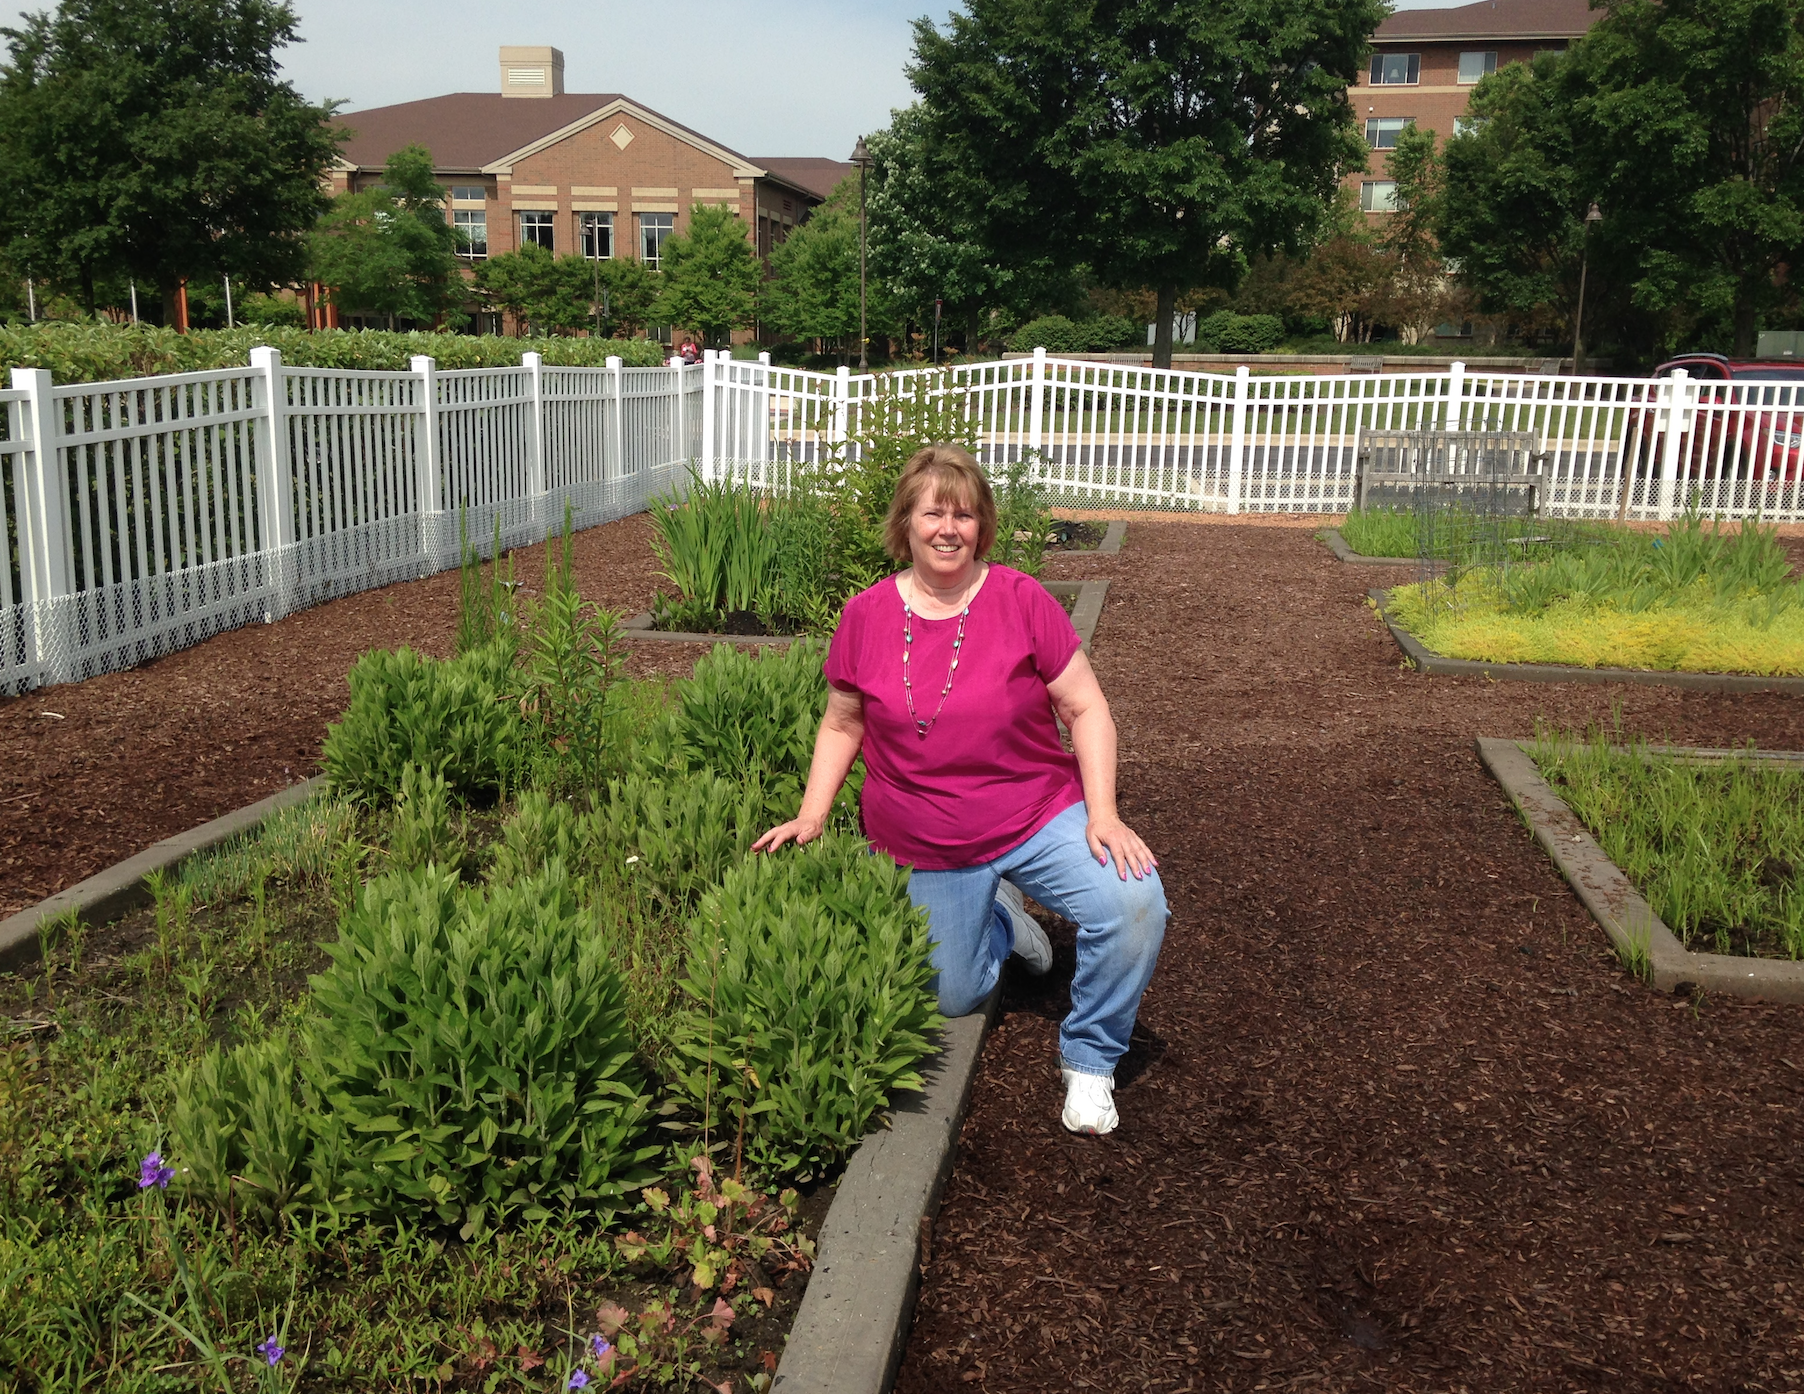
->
[387,762,459,871]
[321,641,520,807]
[991,454,1052,574]
[600,769,768,918]
[455,516,518,658]
[305,863,658,1230]
[488,787,586,886]
[169,1034,318,1222]
[615,1154,812,1295]
[648,472,779,619]
[178,793,360,907]
[1338,507,1417,558]
[672,833,944,1178]
[1006,314,1139,354]
[635,640,857,824]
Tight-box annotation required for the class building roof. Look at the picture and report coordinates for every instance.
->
[752,158,856,202]
[334,92,763,177]
[1374,0,1599,42]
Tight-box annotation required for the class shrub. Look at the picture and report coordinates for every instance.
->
[387,763,458,871]
[600,769,767,917]
[488,788,586,886]
[169,1035,318,1222]
[1199,311,1285,354]
[672,834,943,1177]
[991,454,1052,573]
[1007,314,1140,355]
[636,640,857,824]
[322,641,520,806]
[306,864,659,1229]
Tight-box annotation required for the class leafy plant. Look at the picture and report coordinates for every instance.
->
[600,769,768,918]
[169,1035,317,1222]
[321,641,520,807]
[616,1154,813,1297]
[387,762,458,871]
[455,516,518,658]
[305,863,658,1230]
[648,472,779,619]
[488,788,586,886]
[991,453,1051,574]
[673,833,944,1178]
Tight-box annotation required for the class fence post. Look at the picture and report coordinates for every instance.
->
[523,351,546,538]
[1028,345,1047,465]
[1447,359,1467,433]
[1225,365,1250,514]
[673,359,686,483]
[1656,367,1690,519]
[409,354,443,573]
[758,351,773,482]
[836,364,852,455]
[699,350,717,481]
[249,347,297,617]
[10,366,72,686]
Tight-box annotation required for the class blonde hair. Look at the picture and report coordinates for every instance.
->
[882,445,998,562]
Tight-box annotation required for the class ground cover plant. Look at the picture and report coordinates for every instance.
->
[1532,726,1804,959]
[0,526,943,1391]
[647,372,1054,635]
[1336,507,1416,557]
[1385,513,1804,673]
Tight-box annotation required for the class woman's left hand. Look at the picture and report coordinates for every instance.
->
[1086,814,1158,881]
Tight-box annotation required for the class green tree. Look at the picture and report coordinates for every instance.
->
[908,0,1383,368]
[595,257,659,338]
[761,200,863,351]
[649,203,758,347]
[0,0,341,317]
[1569,0,1804,355]
[310,145,467,329]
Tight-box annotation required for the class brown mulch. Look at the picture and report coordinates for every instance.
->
[0,514,702,920]
[900,521,1804,1393]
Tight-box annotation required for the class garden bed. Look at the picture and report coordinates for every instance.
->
[1478,734,1804,1001]
[1317,525,1416,566]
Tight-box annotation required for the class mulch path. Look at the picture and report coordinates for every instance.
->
[900,523,1804,1393]
[0,514,700,920]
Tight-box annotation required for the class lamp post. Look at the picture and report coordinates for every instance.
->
[849,136,873,370]
[1571,201,1603,374]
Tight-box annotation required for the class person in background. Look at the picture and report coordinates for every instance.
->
[753,445,1167,1135]
[679,339,700,366]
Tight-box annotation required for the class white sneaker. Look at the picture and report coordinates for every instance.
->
[996,877,1052,975]
[1061,1068,1119,1135]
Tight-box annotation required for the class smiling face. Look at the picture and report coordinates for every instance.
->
[908,487,982,589]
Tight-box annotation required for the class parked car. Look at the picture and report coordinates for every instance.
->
[1643,352,1804,484]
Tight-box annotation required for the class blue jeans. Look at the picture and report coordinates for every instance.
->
[906,801,1167,1078]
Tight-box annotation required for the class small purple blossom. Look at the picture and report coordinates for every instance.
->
[256,1335,285,1366]
[567,1371,590,1390]
[590,1334,612,1361]
[138,1151,175,1191]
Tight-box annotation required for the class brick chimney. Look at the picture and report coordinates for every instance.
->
[500,46,565,98]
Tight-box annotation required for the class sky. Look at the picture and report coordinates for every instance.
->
[12,0,1479,161]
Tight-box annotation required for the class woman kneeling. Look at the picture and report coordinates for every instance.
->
[754,446,1167,1136]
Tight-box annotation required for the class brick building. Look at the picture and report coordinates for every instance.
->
[1352,0,1599,216]
[331,46,851,332]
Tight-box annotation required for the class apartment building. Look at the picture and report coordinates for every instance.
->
[332,47,850,329]
[1352,0,1599,216]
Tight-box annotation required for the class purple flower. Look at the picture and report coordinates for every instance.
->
[590,1334,612,1361]
[567,1371,590,1390]
[138,1152,175,1191]
[256,1335,285,1366]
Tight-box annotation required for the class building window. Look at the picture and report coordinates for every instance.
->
[1458,51,1498,83]
[580,212,613,259]
[450,185,487,204]
[1369,53,1420,85]
[639,212,674,268]
[454,209,488,258]
[520,210,554,251]
[1360,180,1399,213]
[1365,117,1413,149]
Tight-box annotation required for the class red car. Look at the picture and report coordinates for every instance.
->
[1642,352,1804,486]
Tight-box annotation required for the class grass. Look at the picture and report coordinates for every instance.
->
[1386,514,1804,674]
[1531,726,1804,958]
[0,678,824,1393]
[1337,508,1417,557]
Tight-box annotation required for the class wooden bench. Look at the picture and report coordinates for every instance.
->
[1354,428,1551,514]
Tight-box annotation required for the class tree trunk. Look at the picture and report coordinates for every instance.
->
[80,264,96,317]
[1152,284,1176,369]
[1732,286,1758,359]
[967,305,981,358]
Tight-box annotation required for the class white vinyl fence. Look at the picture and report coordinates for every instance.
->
[3,343,1798,693]
[2,348,702,695]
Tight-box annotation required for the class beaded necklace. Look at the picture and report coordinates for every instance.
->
[902,572,974,739]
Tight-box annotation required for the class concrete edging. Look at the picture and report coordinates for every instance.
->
[1370,589,1804,693]
[624,577,1113,654]
[0,776,328,973]
[1318,527,1413,566]
[772,987,1000,1393]
[1476,737,1804,1002]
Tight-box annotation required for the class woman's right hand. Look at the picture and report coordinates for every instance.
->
[752,814,827,855]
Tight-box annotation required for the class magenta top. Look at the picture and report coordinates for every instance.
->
[824,565,1085,871]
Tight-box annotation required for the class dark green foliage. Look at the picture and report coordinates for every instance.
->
[991,456,1051,573]
[303,864,658,1230]
[309,145,468,329]
[1199,311,1285,354]
[1006,314,1140,354]
[648,474,779,618]
[672,834,944,1177]
[321,642,518,807]
[650,202,760,347]
[0,0,342,314]
[488,788,585,886]
[0,321,667,383]
[601,770,768,918]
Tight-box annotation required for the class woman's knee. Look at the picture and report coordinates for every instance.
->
[1103,870,1167,952]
